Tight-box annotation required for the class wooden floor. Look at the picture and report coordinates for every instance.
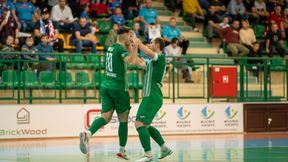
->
[0,133,288,162]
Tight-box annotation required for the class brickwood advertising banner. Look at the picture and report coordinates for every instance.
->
[0,103,243,139]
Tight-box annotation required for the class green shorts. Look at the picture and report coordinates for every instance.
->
[136,95,163,125]
[101,87,131,114]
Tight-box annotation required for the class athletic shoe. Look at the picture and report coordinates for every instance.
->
[158,148,173,160]
[135,156,153,162]
[116,152,129,160]
[79,131,89,154]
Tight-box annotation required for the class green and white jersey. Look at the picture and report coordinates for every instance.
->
[102,43,129,91]
[143,53,166,98]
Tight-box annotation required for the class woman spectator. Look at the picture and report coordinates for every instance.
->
[239,20,257,55]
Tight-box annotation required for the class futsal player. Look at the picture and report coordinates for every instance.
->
[79,28,139,160]
[133,37,173,162]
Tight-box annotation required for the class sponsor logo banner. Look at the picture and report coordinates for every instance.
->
[0,104,243,139]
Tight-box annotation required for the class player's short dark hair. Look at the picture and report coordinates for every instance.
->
[154,37,165,51]
[117,26,129,35]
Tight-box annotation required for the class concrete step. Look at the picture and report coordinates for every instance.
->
[160,21,185,26]
[189,37,205,42]
[178,26,192,32]
[187,54,227,58]
[152,1,165,7]
[187,48,222,54]
[153,7,166,11]
[182,31,202,38]
[158,10,173,16]
[159,16,184,22]
[189,42,213,48]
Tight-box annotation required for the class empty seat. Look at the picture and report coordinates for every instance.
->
[39,71,56,89]
[21,70,40,89]
[75,71,91,89]
[57,71,75,89]
[1,70,18,88]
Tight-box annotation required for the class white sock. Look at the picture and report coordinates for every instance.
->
[160,144,168,151]
[144,151,153,157]
[120,146,125,153]
[86,130,92,138]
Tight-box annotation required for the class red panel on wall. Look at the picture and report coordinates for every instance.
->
[209,67,237,97]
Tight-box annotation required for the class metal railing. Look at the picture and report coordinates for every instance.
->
[0,52,287,104]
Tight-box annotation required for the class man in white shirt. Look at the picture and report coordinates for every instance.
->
[51,0,75,31]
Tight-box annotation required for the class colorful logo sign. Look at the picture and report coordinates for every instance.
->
[154,109,166,120]
[17,108,30,124]
[225,106,238,119]
[177,107,190,120]
[201,107,215,119]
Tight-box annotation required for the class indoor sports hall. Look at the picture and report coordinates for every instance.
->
[0,0,288,162]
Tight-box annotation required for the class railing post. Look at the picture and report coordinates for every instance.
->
[59,53,62,104]
[239,58,245,102]
[17,53,21,104]
[207,58,210,103]
[172,57,175,103]
[263,58,269,101]
[286,59,288,101]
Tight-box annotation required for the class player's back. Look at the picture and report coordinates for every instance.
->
[102,43,129,91]
[143,54,166,98]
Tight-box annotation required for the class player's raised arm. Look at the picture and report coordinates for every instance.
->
[124,31,139,65]
[138,41,157,59]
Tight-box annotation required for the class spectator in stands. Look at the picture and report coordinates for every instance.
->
[89,0,108,17]
[219,17,230,29]
[266,23,286,58]
[0,6,19,45]
[108,7,125,26]
[227,0,247,21]
[163,17,190,55]
[51,0,75,31]
[15,0,37,32]
[183,0,205,32]
[121,0,139,20]
[133,22,143,39]
[1,35,16,60]
[71,17,98,54]
[239,20,257,55]
[34,7,64,52]
[210,0,227,22]
[108,0,121,14]
[164,38,193,83]
[21,36,39,69]
[204,5,221,43]
[37,33,56,71]
[0,0,18,23]
[253,0,269,24]
[269,5,285,37]
[105,22,119,47]
[220,20,249,57]
[0,35,16,75]
[139,0,160,31]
